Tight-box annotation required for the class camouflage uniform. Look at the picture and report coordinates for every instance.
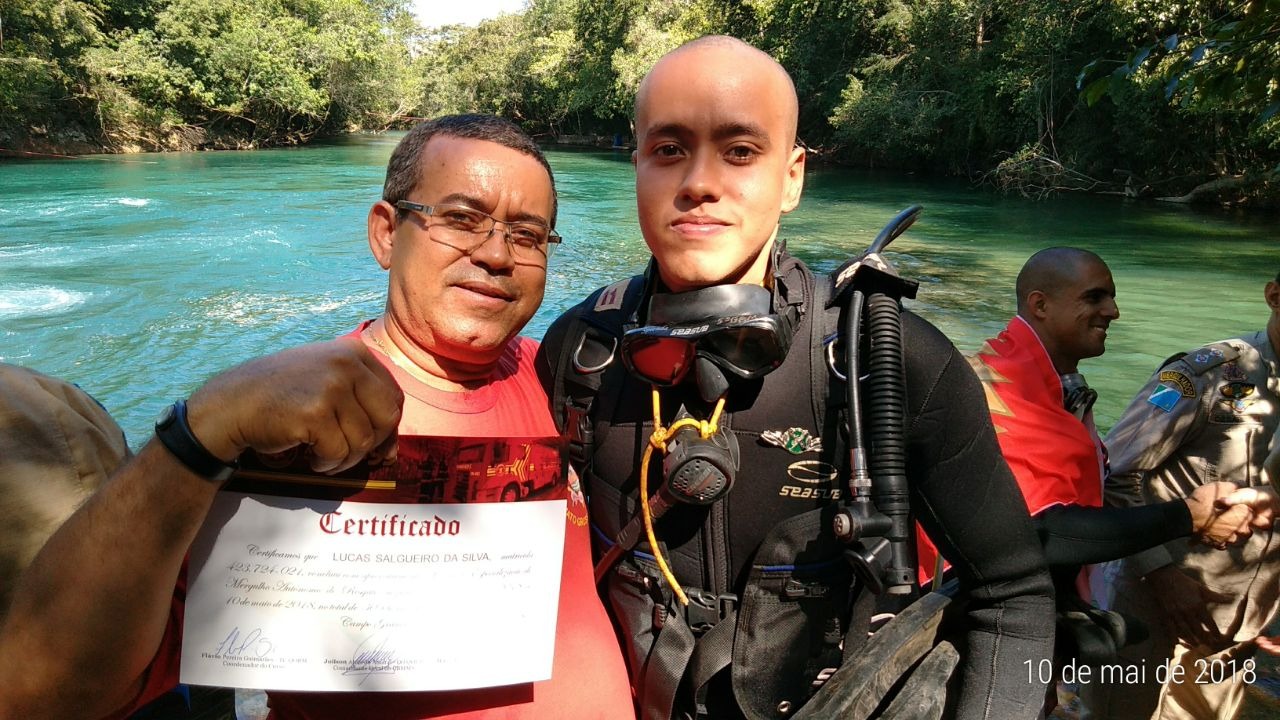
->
[1088,332,1279,719]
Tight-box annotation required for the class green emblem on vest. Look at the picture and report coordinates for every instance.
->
[760,428,822,454]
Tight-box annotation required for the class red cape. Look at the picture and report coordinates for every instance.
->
[918,316,1103,585]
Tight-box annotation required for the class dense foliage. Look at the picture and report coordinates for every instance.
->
[0,0,423,151]
[3,0,1276,203]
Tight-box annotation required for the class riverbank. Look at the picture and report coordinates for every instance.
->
[0,129,620,160]
[4,128,1277,212]
[0,122,326,158]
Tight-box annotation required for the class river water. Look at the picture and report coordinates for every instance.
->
[1,134,1274,444]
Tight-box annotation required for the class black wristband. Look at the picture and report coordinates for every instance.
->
[154,400,236,483]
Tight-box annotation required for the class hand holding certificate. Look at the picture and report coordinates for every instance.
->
[181,437,568,692]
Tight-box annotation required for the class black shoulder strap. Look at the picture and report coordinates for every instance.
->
[548,275,646,470]
[809,269,838,432]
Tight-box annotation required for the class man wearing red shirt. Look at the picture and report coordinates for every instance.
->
[969,248,1247,592]
[0,115,632,720]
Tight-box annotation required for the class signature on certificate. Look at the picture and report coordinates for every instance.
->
[343,632,398,684]
[213,627,275,658]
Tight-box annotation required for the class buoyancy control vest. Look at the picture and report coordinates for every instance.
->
[537,230,926,720]
[541,253,846,720]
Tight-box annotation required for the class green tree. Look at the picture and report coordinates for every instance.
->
[753,0,882,144]
[3,0,423,151]
[610,0,721,121]
[1075,0,1278,198]
[0,0,106,147]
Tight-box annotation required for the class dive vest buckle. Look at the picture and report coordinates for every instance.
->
[565,402,593,467]
[684,588,738,634]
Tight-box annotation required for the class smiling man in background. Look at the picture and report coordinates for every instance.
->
[916,247,1252,715]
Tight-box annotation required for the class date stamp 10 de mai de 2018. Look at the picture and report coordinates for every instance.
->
[1026,657,1259,687]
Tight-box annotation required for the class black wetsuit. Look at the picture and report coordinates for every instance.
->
[538,253,1055,719]
[1034,501,1192,593]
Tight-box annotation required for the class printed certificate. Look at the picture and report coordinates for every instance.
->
[180,437,567,692]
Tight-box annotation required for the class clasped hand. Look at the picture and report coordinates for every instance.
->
[1185,481,1276,550]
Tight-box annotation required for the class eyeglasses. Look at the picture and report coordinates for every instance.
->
[621,315,790,386]
[394,201,562,264]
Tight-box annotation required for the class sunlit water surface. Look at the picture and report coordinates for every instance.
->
[1,135,1274,443]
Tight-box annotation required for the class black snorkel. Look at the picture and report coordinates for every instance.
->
[828,206,922,597]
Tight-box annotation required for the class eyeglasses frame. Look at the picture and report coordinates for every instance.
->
[393,200,562,261]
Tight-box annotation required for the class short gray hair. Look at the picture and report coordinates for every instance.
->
[382,114,557,226]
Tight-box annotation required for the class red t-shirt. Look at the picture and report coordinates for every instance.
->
[124,329,632,719]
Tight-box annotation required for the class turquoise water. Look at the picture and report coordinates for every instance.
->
[1,134,1274,444]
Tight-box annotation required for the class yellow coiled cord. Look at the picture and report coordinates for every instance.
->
[639,387,726,606]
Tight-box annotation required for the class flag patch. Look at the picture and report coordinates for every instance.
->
[1147,384,1182,413]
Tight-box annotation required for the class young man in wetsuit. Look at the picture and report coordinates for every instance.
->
[0,115,633,719]
[539,36,1056,719]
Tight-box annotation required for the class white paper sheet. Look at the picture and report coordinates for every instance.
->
[180,492,566,691]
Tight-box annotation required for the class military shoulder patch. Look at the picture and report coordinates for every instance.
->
[1147,384,1183,413]
[1220,382,1255,400]
[593,278,634,312]
[1222,361,1248,383]
[1178,343,1239,376]
[1158,370,1196,398]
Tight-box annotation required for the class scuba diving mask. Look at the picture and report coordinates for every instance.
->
[621,284,794,396]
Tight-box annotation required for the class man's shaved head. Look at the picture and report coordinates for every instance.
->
[1016,247,1108,315]
[1016,247,1119,373]
[635,36,799,148]
[629,34,807,291]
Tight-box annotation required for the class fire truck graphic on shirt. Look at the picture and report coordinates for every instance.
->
[231,436,565,506]
[450,440,559,503]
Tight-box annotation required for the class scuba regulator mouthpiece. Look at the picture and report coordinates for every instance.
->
[592,405,738,585]
[662,409,740,503]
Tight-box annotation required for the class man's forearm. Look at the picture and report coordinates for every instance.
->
[1033,502,1191,567]
[0,339,402,718]
[0,441,220,718]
